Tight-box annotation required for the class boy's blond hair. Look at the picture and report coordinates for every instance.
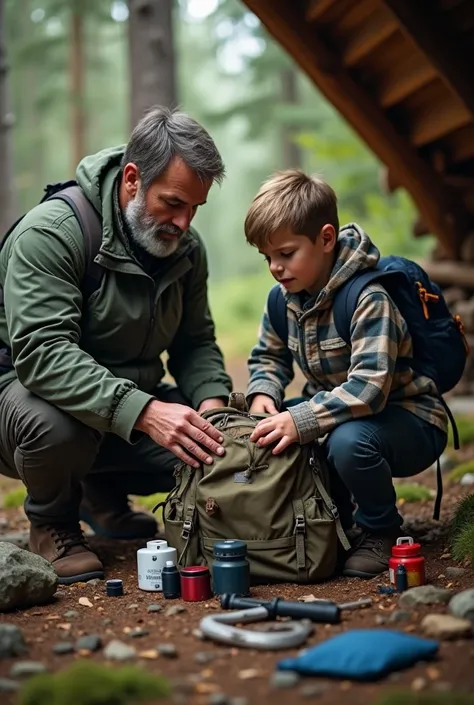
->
[244,169,339,249]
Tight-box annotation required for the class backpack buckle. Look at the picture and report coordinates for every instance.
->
[295,515,306,534]
[330,502,340,520]
[181,518,193,540]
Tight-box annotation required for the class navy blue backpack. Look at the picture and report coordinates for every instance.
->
[267,255,470,520]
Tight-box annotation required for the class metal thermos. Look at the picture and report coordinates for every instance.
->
[180,566,212,602]
[212,540,250,597]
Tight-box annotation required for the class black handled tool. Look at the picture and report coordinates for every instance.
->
[220,593,341,624]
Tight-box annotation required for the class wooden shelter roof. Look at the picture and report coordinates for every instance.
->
[241,0,474,259]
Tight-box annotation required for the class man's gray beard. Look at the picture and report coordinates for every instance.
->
[124,188,183,258]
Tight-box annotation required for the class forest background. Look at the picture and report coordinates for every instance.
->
[1,0,436,361]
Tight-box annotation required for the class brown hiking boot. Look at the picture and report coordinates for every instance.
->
[80,482,158,540]
[342,529,401,578]
[29,523,104,585]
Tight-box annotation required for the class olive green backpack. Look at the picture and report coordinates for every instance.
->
[157,394,350,584]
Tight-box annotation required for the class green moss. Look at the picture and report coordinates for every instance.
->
[395,483,431,503]
[452,522,474,565]
[447,459,474,483]
[448,415,474,449]
[19,661,170,705]
[3,486,27,508]
[450,493,474,542]
[376,690,474,705]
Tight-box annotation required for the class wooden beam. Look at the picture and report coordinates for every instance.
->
[241,0,466,257]
[378,60,437,108]
[420,259,474,289]
[341,6,398,67]
[410,97,472,147]
[381,0,474,119]
[306,0,339,23]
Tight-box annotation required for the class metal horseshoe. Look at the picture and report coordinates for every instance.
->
[199,606,313,650]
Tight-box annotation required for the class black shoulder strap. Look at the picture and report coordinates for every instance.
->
[267,284,288,344]
[48,185,103,299]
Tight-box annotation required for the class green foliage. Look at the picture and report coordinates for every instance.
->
[450,493,474,549]
[3,486,27,509]
[133,493,168,523]
[447,459,474,483]
[376,691,474,705]
[448,416,474,448]
[19,661,170,705]
[452,522,474,565]
[395,484,431,503]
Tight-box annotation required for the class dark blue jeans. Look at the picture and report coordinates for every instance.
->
[285,399,447,533]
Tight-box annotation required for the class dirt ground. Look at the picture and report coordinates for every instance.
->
[0,472,474,705]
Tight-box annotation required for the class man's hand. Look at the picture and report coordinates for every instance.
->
[249,394,279,415]
[249,410,299,454]
[135,400,225,468]
[198,398,226,414]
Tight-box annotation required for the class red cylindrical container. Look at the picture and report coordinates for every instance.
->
[180,566,212,602]
[389,536,425,588]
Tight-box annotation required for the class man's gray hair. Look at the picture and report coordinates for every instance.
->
[122,106,225,189]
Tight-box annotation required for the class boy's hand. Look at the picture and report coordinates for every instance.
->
[250,411,299,454]
[249,394,279,415]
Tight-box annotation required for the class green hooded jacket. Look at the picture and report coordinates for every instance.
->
[0,147,232,442]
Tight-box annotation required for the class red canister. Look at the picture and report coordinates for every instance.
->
[180,566,211,602]
[389,536,425,588]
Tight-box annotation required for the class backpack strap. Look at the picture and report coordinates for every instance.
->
[48,185,103,300]
[267,284,288,344]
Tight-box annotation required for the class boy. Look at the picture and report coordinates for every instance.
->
[245,170,447,578]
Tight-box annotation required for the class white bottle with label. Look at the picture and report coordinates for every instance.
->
[137,539,178,591]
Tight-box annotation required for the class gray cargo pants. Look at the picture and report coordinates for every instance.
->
[0,380,184,526]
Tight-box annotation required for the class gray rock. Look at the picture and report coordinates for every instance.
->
[0,531,29,549]
[147,604,162,613]
[0,624,27,658]
[165,605,186,617]
[375,615,387,625]
[102,618,113,626]
[76,635,102,652]
[86,578,102,586]
[10,661,47,679]
[445,567,466,579]
[209,695,229,705]
[195,651,217,665]
[103,639,136,661]
[52,642,74,655]
[460,473,474,486]
[421,614,473,640]
[449,589,474,622]
[192,628,205,640]
[158,643,178,658]
[399,585,452,608]
[0,542,57,611]
[127,603,139,610]
[0,678,19,692]
[63,610,79,619]
[299,682,330,698]
[270,671,300,688]
[130,629,149,638]
[388,610,411,623]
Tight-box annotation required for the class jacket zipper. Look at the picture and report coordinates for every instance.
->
[139,283,157,358]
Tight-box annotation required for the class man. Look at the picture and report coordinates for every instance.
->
[0,106,232,584]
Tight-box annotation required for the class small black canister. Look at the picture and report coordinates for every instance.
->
[162,560,181,599]
[212,540,250,597]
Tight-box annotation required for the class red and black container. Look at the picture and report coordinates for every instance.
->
[389,536,425,588]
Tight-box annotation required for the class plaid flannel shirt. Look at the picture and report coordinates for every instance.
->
[247,224,448,444]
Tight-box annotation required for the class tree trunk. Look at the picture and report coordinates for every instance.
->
[70,2,86,174]
[128,0,177,129]
[280,66,301,169]
[0,0,16,232]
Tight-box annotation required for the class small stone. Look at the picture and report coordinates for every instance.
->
[103,639,136,661]
[52,642,74,655]
[102,618,112,626]
[75,635,102,652]
[147,604,162,613]
[138,649,158,659]
[165,605,186,617]
[127,603,139,610]
[10,661,47,679]
[0,678,19,692]
[238,668,262,680]
[421,613,473,640]
[399,585,452,608]
[192,628,205,640]
[87,578,102,586]
[63,610,79,619]
[0,624,27,658]
[158,643,178,658]
[441,553,451,559]
[209,694,229,705]
[195,651,217,665]
[411,677,427,691]
[449,589,474,622]
[446,567,466,579]
[270,671,300,688]
[78,597,93,607]
[460,473,474,486]
[298,594,317,602]
[299,682,330,698]
[130,629,149,638]
[375,615,387,625]
[388,610,411,623]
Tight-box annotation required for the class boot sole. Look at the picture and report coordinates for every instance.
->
[342,568,383,579]
[57,570,105,585]
[79,509,157,540]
